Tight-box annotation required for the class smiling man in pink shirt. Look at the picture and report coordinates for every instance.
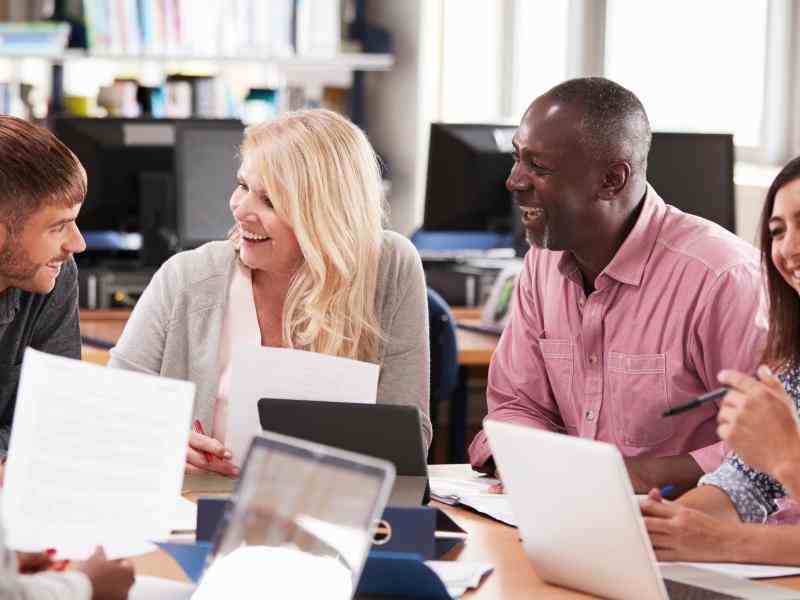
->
[469,78,766,494]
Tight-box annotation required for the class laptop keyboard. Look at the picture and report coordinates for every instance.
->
[664,578,743,600]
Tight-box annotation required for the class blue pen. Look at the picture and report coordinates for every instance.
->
[659,484,675,499]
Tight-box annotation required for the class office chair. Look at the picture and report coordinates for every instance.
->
[427,287,468,462]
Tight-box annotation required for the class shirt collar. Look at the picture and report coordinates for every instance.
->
[602,184,666,287]
[0,287,21,326]
[556,183,666,289]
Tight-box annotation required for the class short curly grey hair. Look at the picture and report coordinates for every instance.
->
[544,77,652,170]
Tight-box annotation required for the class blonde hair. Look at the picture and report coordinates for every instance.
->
[239,109,386,362]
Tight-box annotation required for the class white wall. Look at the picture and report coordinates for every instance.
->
[735,164,781,247]
[364,0,439,235]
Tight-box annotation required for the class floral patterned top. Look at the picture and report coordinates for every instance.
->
[699,363,800,523]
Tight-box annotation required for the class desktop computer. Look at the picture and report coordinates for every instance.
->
[423,122,517,234]
[78,267,156,310]
[647,132,735,232]
[52,117,245,308]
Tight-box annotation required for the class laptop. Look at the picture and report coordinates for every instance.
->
[258,398,429,506]
[484,420,799,600]
[191,431,395,600]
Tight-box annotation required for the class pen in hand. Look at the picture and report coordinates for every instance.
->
[662,387,728,417]
[659,484,675,499]
[192,419,215,463]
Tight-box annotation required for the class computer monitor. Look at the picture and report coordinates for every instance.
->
[646,132,735,232]
[423,123,517,232]
[174,121,245,248]
[51,117,245,255]
[52,117,174,242]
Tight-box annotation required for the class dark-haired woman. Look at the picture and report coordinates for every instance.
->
[641,157,800,563]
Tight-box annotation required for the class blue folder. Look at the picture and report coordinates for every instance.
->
[156,541,212,583]
[357,551,452,599]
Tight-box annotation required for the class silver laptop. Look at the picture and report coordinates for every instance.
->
[191,431,395,600]
[258,398,429,506]
[484,420,798,600]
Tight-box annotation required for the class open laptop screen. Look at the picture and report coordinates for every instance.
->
[192,432,395,600]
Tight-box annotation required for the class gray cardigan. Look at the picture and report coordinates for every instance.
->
[109,230,432,450]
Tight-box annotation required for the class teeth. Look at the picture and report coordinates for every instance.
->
[241,229,269,241]
[521,208,543,219]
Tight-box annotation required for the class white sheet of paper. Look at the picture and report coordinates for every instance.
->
[661,562,800,580]
[226,346,379,466]
[171,497,198,533]
[429,466,500,505]
[2,349,194,559]
[427,464,514,525]
[458,495,516,527]
[129,575,196,600]
[425,561,494,598]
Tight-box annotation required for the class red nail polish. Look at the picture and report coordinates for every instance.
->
[45,548,57,556]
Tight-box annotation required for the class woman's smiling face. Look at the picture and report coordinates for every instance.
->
[769,178,800,296]
[229,155,302,275]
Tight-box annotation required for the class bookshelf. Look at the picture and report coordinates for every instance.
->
[0,49,394,71]
[68,51,393,71]
[0,49,393,71]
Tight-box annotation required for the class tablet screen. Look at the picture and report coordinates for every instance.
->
[192,433,393,600]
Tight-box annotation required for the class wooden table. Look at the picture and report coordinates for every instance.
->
[130,501,800,598]
[450,308,498,368]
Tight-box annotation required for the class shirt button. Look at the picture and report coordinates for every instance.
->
[585,410,595,422]
[588,354,598,365]
[578,298,585,308]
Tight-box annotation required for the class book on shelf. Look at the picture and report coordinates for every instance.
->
[81,0,341,58]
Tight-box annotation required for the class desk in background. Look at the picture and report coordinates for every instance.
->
[450,307,497,368]
[80,308,500,369]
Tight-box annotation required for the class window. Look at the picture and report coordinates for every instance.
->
[510,0,569,121]
[438,0,503,122]
[605,0,768,149]
[438,0,569,123]
[433,0,795,164]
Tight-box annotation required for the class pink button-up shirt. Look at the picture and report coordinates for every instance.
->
[469,186,766,473]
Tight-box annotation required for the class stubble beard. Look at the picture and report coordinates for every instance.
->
[0,234,40,284]
[526,226,550,250]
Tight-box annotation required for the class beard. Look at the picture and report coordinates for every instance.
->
[525,224,551,250]
[0,234,41,284]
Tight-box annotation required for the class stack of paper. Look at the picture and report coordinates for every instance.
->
[425,561,494,598]
[428,464,516,527]
[128,575,195,600]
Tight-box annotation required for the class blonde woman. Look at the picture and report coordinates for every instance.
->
[109,109,431,476]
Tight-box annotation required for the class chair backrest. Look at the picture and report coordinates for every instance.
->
[427,288,459,405]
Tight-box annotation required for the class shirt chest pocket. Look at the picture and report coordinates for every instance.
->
[608,352,673,447]
[538,339,577,430]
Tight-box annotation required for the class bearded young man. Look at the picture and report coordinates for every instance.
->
[0,116,87,455]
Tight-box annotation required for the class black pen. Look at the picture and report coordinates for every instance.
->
[662,387,729,417]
